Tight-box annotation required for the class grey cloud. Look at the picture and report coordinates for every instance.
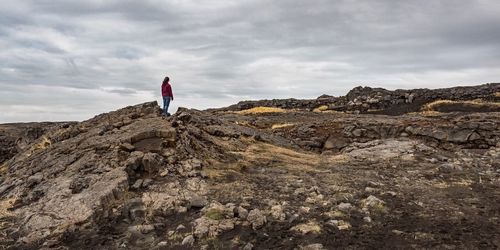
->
[1,0,499,122]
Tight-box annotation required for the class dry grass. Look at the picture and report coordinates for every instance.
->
[236,107,287,114]
[313,105,329,112]
[271,123,295,130]
[32,136,51,151]
[290,221,321,234]
[205,208,224,220]
[0,163,7,176]
[409,110,444,117]
[423,99,500,111]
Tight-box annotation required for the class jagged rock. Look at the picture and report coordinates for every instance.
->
[362,195,385,211]
[142,192,177,217]
[236,206,249,219]
[270,205,286,221]
[337,202,352,212]
[131,179,143,190]
[247,209,267,230]
[323,135,349,151]
[126,151,144,171]
[124,198,146,222]
[142,153,163,174]
[298,206,311,215]
[189,195,208,208]
[181,235,195,246]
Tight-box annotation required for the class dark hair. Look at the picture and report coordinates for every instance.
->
[163,76,169,84]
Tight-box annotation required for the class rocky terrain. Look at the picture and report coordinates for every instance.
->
[0,83,499,249]
[0,122,73,166]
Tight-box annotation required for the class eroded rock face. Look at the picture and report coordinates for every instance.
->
[0,84,499,249]
[0,122,72,165]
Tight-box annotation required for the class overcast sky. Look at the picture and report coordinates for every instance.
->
[1,0,500,122]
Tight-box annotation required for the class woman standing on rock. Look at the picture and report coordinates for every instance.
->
[161,76,174,116]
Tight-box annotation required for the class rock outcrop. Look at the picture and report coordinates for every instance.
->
[217,83,500,115]
[0,84,499,249]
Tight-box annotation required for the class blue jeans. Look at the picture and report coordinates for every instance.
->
[162,96,171,116]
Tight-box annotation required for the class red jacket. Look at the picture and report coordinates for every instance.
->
[162,83,173,99]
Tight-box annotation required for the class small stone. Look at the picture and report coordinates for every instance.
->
[139,224,155,234]
[368,181,382,187]
[190,195,208,208]
[365,187,377,193]
[363,195,385,209]
[386,191,397,197]
[352,128,363,137]
[181,235,195,246]
[271,205,286,221]
[363,216,372,223]
[176,224,186,231]
[236,206,249,219]
[305,197,316,203]
[247,209,267,230]
[288,213,299,223]
[129,207,146,222]
[193,219,209,238]
[157,241,168,247]
[337,202,352,212]
[142,178,153,187]
[298,206,310,215]
[131,179,143,190]
[243,243,254,250]
[159,169,169,177]
[142,152,163,174]
[327,220,351,230]
[177,206,188,213]
[302,243,325,250]
[218,220,235,231]
[392,229,404,235]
